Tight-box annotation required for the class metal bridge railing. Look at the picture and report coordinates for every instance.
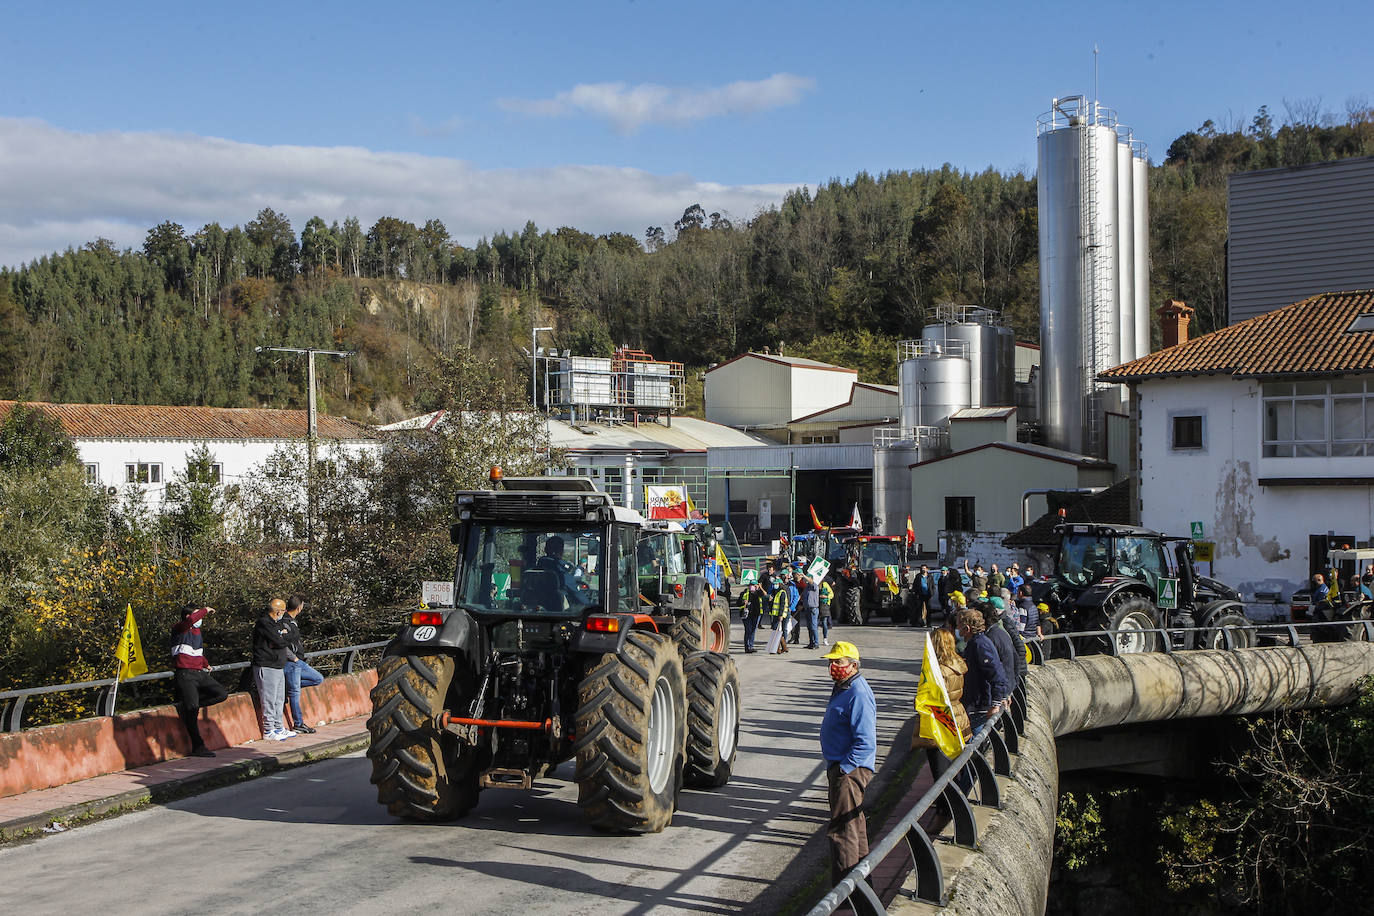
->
[808,617,1370,915]
[0,640,391,733]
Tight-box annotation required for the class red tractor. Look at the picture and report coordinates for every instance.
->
[833,535,911,625]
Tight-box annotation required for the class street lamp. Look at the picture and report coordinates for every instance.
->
[532,327,553,408]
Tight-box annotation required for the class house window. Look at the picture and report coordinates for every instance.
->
[84,463,99,485]
[1172,415,1204,450]
[945,496,975,532]
[1262,379,1374,457]
[125,462,162,484]
[210,463,223,484]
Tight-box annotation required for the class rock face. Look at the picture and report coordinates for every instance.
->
[935,644,1374,915]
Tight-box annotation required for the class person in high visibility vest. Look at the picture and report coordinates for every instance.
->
[819,579,835,646]
[768,581,791,654]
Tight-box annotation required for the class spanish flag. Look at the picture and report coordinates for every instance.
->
[914,636,964,759]
[115,604,148,680]
[810,504,826,531]
[906,515,916,547]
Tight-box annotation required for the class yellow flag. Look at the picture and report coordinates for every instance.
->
[115,604,148,679]
[715,543,734,579]
[885,565,901,595]
[914,636,964,759]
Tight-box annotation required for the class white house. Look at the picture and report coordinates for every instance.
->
[1100,291,1374,617]
[1,401,380,503]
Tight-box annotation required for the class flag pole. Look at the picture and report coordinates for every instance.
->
[109,658,123,717]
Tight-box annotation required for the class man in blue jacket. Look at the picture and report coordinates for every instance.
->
[820,640,877,885]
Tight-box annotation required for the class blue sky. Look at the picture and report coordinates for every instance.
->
[0,0,1368,267]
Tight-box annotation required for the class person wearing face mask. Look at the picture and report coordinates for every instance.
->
[819,641,877,885]
[170,604,229,758]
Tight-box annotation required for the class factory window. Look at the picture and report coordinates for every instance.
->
[1262,379,1374,457]
[945,497,975,532]
[800,434,837,444]
[1171,415,1204,450]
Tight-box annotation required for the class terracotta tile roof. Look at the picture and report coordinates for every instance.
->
[1100,290,1374,381]
[0,401,377,441]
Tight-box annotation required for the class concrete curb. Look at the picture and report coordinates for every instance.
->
[0,731,368,843]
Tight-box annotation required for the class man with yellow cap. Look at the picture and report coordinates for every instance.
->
[819,640,877,885]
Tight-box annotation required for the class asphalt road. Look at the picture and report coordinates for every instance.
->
[0,624,927,916]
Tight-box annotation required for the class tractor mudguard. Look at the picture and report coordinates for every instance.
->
[682,575,709,609]
[1073,579,1151,614]
[570,618,633,655]
[1198,600,1247,629]
[391,606,478,657]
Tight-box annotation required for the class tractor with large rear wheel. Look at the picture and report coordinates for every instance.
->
[366,475,739,833]
[1034,522,1253,655]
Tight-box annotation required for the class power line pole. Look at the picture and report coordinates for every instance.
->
[255,346,355,578]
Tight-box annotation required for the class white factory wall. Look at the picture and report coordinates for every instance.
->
[1137,375,1374,615]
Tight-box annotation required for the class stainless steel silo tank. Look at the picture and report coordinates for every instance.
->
[871,442,918,539]
[1115,140,1136,365]
[899,343,971,429]
[995,324,1015,407]
[1132,149,1151,358]
[923,320,1007,408]
[1036,98,1122,453]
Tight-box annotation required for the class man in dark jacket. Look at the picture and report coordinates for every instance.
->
[253,598,295,741]
[982,598,1018,683]
[742,582,768,653]
[170,604,228,757]
[283,596,324,733]
[909,564,935,628]
[956,608,1009,733]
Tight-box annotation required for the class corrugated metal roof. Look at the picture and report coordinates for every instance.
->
[1100,290,1374,381]
[705,352,857,375]
[910,441,1112,470]
[708,442,874,471]
[549,415,774,453]
[0,401,377,441]
[950,407,1016,420]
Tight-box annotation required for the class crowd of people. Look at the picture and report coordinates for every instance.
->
[168,596,324,756]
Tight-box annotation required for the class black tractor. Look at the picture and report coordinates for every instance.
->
[366,476,739,834]
[1035,522,1253,654]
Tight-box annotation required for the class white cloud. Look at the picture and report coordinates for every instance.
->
[498,73,817,133]
[0,117,797,269]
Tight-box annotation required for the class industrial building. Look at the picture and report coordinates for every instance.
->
[1100,289,1374,620]
[1228,156,1374,324]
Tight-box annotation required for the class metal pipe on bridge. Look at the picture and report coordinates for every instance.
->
[925,643,1374,915]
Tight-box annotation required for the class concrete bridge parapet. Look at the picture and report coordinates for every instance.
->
[907,643,1374,915]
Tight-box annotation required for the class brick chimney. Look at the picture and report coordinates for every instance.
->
[1158,299,1195,349]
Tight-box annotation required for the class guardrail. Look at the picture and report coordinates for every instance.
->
[0,640,390,732]
[808,617,1372,915]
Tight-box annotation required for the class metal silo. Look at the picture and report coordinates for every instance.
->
[1115,139,1136,365]
[923,305,1013,408]
[1132,146,1151,358]
[1036,96,1122,454]
[899,339,971,429]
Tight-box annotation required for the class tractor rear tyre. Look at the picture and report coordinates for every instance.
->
[574,630,687,833]
[683,651,741,788]
[671,596,731,654]
[842,585,863,626]
[1311,601,1373,643]
[1202,611,1257,649]
[1088,596,1160,655]
[367,653,479,821]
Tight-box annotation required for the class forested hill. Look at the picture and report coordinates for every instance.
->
[1,106,1370,419]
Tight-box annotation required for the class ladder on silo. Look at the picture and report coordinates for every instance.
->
[1078,105,1114,458]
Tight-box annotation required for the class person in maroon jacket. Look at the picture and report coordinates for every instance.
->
[170,604,229,757]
